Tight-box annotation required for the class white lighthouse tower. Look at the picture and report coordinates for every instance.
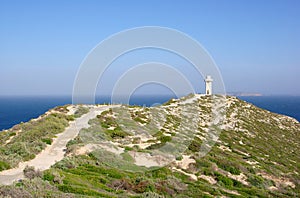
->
[205,75,213,95]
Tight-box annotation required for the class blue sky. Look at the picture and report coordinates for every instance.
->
[0,0,299,96]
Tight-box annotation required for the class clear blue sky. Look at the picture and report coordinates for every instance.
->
[1,0,299,96]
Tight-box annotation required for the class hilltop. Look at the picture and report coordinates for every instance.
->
[0,94,299,197]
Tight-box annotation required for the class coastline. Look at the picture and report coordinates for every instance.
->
[1,95,300,131]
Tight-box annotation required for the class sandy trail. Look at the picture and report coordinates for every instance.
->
[0,105,118,185]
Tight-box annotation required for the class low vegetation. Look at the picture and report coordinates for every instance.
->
[96,109,131,139]
[23,165,42,180]
[0,106,74,169]
[74,106,89,118]
[0,95,299,197]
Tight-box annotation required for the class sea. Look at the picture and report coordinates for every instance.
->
[0,95,299,131]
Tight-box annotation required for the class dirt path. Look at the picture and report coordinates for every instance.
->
[0,105,118,185]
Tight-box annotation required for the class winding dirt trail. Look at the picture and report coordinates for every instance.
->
[0,105,118,185]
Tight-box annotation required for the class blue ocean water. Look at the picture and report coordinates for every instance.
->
[0,95,299,131]
[0,96,71,131]
[238,96,300,122]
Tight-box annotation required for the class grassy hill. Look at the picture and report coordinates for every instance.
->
[0,94,299,197]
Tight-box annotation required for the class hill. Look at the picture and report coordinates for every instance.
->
[0,94,299,197]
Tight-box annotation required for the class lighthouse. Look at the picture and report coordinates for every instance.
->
[205,75,213,95]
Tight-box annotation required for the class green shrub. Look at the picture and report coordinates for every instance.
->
[9,132,16,137]
[106,127,130,138]
[54,106,69,113]
[225,166,241,175]
[0,161,10,171]
[23,153,35,161]
[163,99,175,106]
[42,138,52,145]
[53,157,76,170]
[124,146,133,151]
[146,142,165,150]
[188,138,202,152]
[232,179,243,187]
[57,185,106,196]
[159,136,172,143]
[150,167,171,179]
[43,170,64,184]
[213,159,241,175]
[247,175,265,188]
[196,159,211,169]
[66,138,82,147]
[203,167,214,176]
[216,174,233,187]
[81,164,124,179]
[145,133,172,150]
[43,171,55,182]
[134,117,147,124]
[74,106,89,118]
[247,167,256,174]
[176,155,183,161]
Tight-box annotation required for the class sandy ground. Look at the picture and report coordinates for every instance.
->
[0,105,118,185]
[129,151,173,167]
[75,142,124,156]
